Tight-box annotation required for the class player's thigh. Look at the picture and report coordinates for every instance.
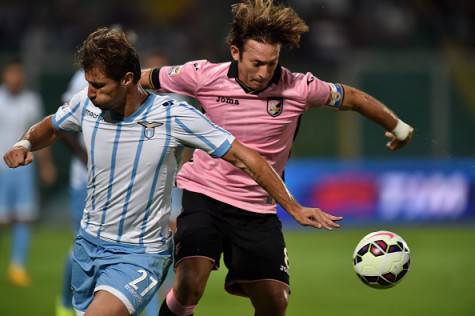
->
[224,214,290,296]
[84,290,129,316]
[71,235,172,315]
[174,190,223,268]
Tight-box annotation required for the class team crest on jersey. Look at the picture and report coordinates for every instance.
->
[267,97,284,117]
[137,121,163,139]
[168,65,183,77]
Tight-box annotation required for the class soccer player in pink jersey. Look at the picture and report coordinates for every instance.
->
[141,1,413,315]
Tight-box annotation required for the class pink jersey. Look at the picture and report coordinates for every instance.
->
[154,60,342,214]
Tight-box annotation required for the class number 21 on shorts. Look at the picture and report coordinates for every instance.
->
[128,269,158,297]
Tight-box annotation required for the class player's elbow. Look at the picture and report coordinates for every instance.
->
[340,85,363,112]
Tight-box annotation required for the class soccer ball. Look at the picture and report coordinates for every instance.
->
[353,230,410,289]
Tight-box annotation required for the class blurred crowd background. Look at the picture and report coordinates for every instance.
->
[1,0,474,224]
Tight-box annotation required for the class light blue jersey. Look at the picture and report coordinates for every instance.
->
[0,86,42,221]
[52,89,235,253]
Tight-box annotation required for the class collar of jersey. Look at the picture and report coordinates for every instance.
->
[227,61,282,95]
[121,93,155,123]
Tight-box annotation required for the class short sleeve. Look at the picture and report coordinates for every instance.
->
[51,89,87,132]
[171,102,235,158]
[154,60,209,98]
[302,72,344,110]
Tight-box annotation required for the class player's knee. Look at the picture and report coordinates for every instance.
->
[175,270,207,303]
[256,289,288,315]
[269,290,288,312]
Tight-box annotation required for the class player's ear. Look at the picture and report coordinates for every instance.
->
[121,72,134,86]
[230,45,240,62]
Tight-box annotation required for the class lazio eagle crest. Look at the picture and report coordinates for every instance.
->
[137,121,163,139]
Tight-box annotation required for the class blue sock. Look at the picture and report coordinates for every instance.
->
[11,223,30,267]
[61,251,74,308]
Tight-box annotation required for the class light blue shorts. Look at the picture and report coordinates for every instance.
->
[71,229,172,315]
[0,165,37,222]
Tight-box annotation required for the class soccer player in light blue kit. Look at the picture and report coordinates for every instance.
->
[0,59,56,287]
[57,59,180,316]
[4,27,342,316]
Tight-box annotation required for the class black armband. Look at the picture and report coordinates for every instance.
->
[149,67,161,90]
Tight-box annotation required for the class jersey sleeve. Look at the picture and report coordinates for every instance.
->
[302,72,344,110]
[151,60,209,98]
[51,89,86,132]
[171,102,235,158]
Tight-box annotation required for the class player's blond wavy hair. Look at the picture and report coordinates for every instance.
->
[226,0,309,51]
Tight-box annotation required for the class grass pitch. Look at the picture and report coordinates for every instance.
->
[0,226,473,315]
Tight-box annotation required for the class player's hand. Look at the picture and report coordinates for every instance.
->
[291,207,343,230]
[385,128,413,151]
[3,147,34,168]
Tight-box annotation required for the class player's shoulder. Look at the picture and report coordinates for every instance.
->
[147,93,189,114]
[279,66,316,87]
[183,59,231,78]
[163,97,201,119]
[61,87,89,110]
[71,87,89,103]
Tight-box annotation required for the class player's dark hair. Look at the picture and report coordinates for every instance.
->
[78,27,141,83]
[226,0,309,51]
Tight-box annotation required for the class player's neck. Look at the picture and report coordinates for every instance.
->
[122,86,149,117]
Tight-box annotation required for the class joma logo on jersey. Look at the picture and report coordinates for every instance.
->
[216,96,240,105]
[137,121,163,139]
[267,97,284,117]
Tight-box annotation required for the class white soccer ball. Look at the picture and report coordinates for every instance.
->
[353,230,410,289]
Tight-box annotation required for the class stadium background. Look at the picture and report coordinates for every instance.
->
[0,0,474,315]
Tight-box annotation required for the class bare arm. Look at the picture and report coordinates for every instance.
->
[57,131,87,165]
[222,140,342,230]
[3,115,59,168]
[339,84,414,151]
[34,147,57,185]
[140,68,154,90]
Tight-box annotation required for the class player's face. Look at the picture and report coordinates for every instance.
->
[231,39,280,91]
[2,64,25,95]
[85,66,127,111]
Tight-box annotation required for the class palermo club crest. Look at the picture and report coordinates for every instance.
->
[137,121,163,139]
[267,97,284,117]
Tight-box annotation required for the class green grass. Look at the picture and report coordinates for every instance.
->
[1,226,474,315]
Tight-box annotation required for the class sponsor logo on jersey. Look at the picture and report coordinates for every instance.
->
[85,109,104,121]
[216,96,240,105]
[168,65,183,77]
[267,97,284,117]
[137,121,163,139]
